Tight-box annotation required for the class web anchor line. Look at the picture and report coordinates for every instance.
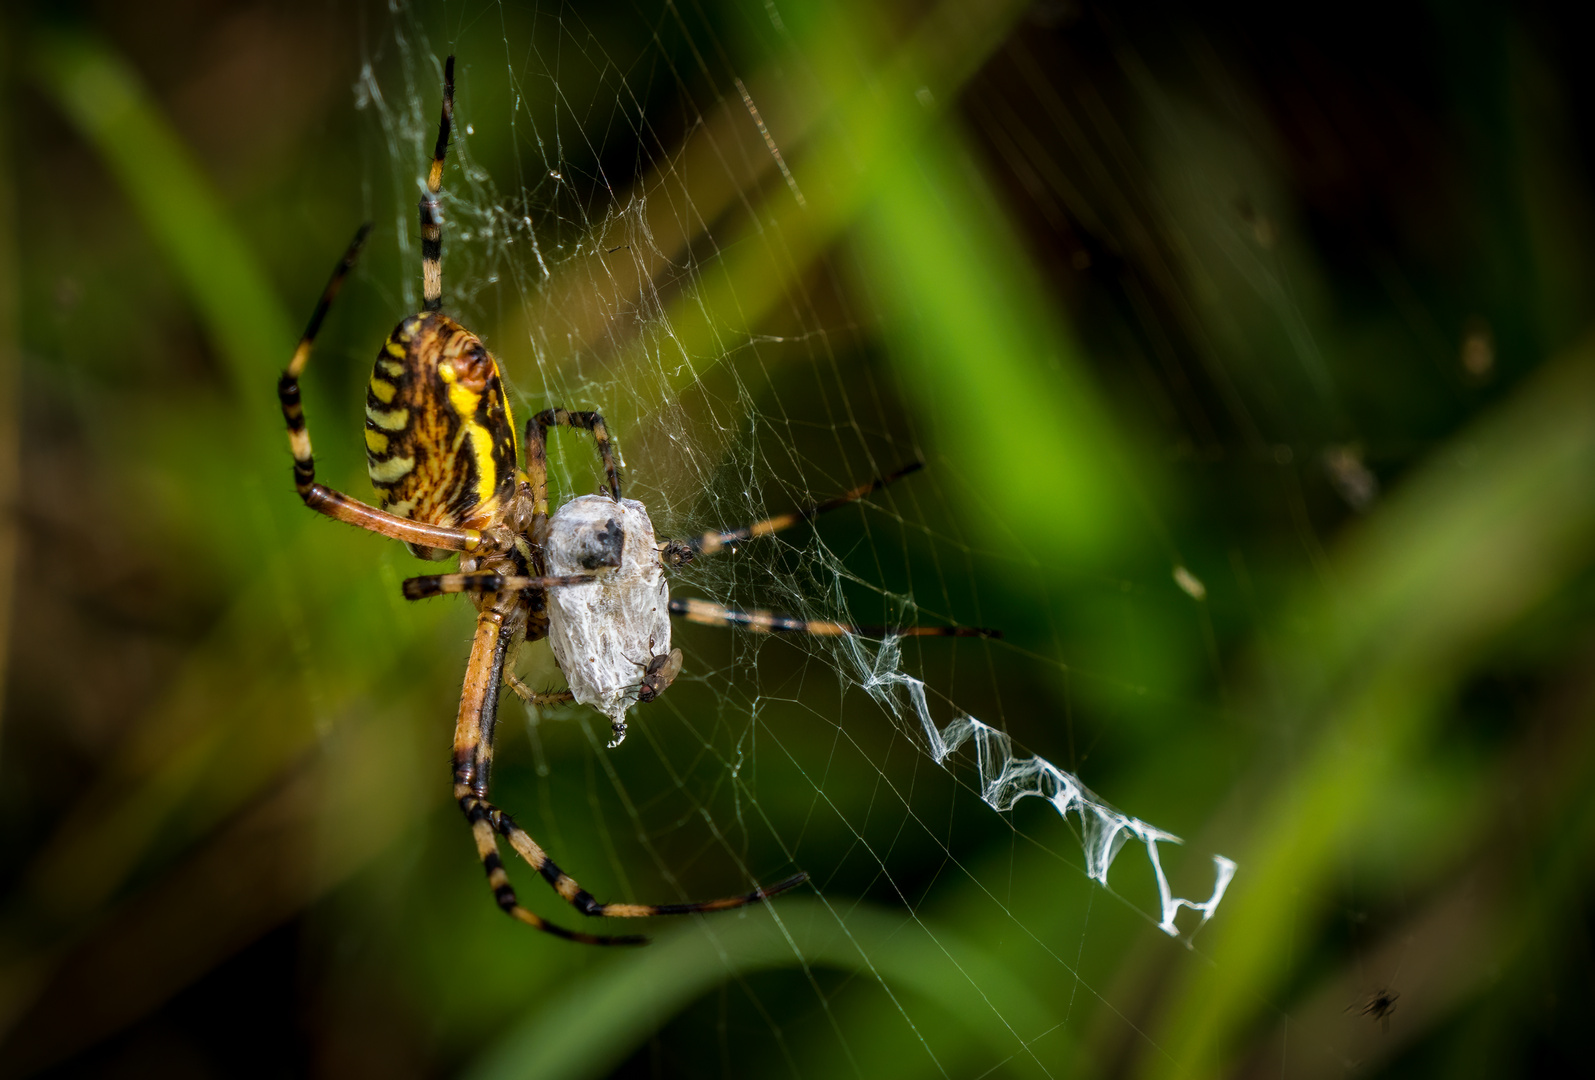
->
[860,639,1236,940]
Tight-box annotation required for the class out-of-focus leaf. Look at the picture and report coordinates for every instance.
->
[467,897,1060,1080]
[31,29,294,417]
[1144,339,1595,1077]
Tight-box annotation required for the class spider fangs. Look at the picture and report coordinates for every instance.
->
[277,56,998,944]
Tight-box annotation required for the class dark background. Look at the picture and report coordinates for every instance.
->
[1,0,1592,1076]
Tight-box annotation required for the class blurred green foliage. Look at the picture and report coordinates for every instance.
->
[2,1,1593,1077]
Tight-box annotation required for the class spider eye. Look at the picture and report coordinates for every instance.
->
[447,339,495,389]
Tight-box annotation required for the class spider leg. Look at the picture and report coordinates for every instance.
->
[495,811,808,919]
[662,461,923,565]
[454,603,804,937]
[284,223,369,383]
[454,604,646,945]
[668,597,1000,638]
[420,56,454,312]
[278,224,502,555]
[400,571,595,601]
[505,672,573,707]
[525,409,622,525]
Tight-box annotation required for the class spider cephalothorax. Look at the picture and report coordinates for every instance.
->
[277,56,996,944]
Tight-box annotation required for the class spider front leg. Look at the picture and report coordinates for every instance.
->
[419,56,454,312]
[279,225,503,556]
[453,603,806,943]
[524,409,622,524]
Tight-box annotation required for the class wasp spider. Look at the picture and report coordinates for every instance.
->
[278,57,997,944]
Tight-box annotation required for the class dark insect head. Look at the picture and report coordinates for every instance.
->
[576,516,625,570]
[658,538,696,567]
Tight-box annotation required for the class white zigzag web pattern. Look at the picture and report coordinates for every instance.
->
[857,636,1236,939]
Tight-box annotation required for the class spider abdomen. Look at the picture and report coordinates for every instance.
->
[365,312,520,558]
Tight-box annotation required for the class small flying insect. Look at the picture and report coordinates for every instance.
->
[1351,987,1399,1034]
[635,647,684,705]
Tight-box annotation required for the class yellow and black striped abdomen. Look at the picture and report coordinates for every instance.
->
[365,312,519,558]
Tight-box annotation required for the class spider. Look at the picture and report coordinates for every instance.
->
[1350,987,1399,1034]
[277,56,998,945]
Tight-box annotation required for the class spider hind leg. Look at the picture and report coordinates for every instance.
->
[454,600,803,943]
[493,807,809,919]
[453,607,642,944]
[462,796,647,946]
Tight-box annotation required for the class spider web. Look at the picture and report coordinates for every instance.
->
[336,2,1241,1074]
[12,0,1590,1073]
